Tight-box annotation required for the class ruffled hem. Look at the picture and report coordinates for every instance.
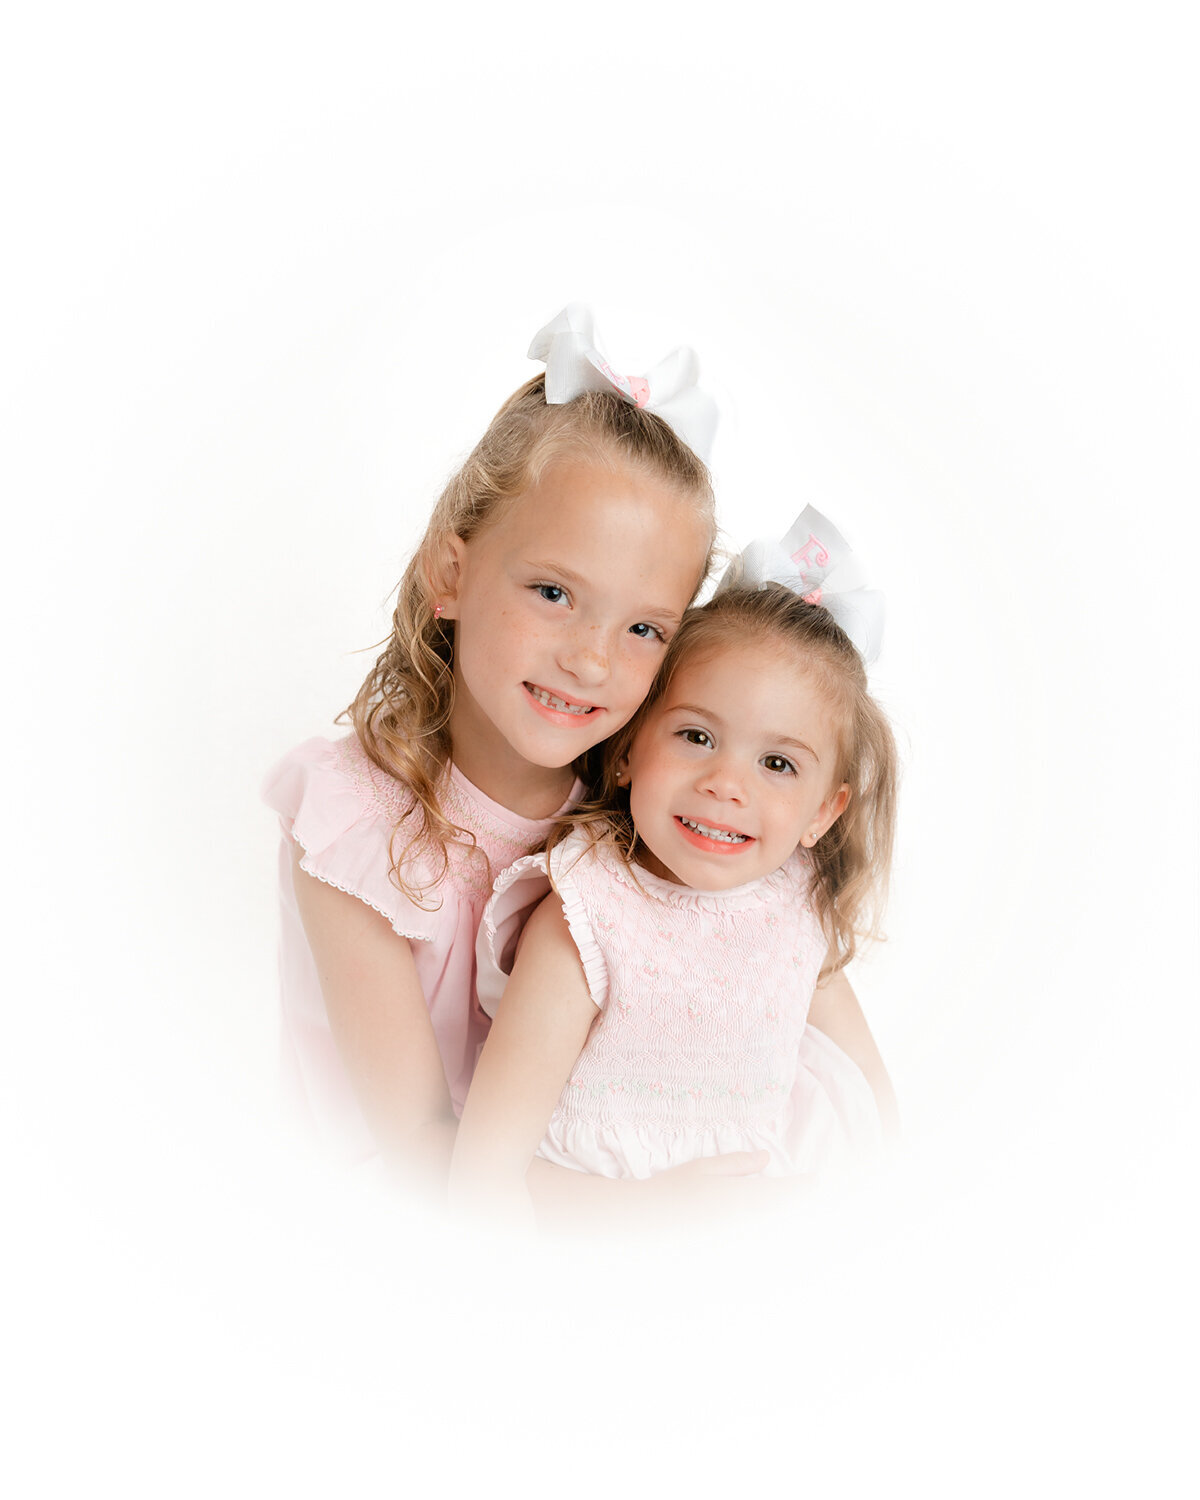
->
[538,1027,882,1180]
[537,1118,795,1180]
[476,843,611,1016]
[262,736,440,944]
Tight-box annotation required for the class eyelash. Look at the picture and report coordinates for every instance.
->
[628,621,667,643]
[531,585,666,643]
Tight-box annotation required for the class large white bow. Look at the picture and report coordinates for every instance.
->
[528,303,718,463]
[728,505,886,663]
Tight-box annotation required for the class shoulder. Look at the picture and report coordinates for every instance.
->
[263,733,414,833]
[263,733,441,941]
[477,827,620,1018]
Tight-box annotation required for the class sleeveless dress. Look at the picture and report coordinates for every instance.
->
[478,827,883,1179]
[262,733,580,1163]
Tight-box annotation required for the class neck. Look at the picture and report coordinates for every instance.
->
[448,716,575,820]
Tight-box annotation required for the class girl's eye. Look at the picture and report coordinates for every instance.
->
[627,621,665,642]
[533,584,567,605]
[679,729,714,749]
[762,755,796,775]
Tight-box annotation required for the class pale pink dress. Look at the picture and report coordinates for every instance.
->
[479,827,882,1178]
[263,734,580,1164]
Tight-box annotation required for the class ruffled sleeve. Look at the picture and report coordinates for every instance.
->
[476,834,610,1018]
[261,736,441,944]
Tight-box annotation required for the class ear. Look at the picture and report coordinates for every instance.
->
[802,783,850,847]
[428,533,467,620]
[614,753,631,787]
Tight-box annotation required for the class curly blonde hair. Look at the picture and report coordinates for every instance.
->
[552,583,898,973]
[343,374,716,906]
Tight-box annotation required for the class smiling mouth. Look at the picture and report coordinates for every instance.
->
[677,817,751,845]
[524,683,599,716]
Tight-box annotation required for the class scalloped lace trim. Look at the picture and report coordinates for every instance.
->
[294,836,435,943]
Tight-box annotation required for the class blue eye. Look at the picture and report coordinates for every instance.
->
[533,583,567,604]
[763,755,796,775]
[628,621,665,642]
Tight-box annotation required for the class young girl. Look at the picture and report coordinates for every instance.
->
[262,305,726,1189]
[451,508,899,1224]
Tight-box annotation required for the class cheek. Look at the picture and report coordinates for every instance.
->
[614,647,667,705]
[626,739,673,799]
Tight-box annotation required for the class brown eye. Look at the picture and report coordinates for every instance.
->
[763,755,795,775]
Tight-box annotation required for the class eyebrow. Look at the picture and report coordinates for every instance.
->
[526,559,685,623]
[665,702,821,764]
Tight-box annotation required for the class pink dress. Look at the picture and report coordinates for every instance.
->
[478,827,882,1178]
[263,734,580,1163]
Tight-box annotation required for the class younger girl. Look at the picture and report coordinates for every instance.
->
[262,306,723,1186]
[451,509,899,1222]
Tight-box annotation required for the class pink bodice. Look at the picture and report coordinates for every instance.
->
[479,828,882,1178]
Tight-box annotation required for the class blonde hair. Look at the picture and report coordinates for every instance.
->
[553,583,898,973]
[343,374,716,906]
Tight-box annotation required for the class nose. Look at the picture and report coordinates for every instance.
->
[696,754,748,805]
[556,623,610,688]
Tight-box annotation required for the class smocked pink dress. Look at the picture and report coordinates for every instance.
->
[478,828,882,1178]
[263,734,580,1163]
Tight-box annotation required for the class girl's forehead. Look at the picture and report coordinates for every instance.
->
[670,633,805,690]
[486,460,711,594]
[657,636,846,733]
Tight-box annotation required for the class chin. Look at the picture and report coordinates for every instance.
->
[513,732,594,771]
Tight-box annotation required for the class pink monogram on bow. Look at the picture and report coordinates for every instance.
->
[527,303,718,463]
[724,505,886,663]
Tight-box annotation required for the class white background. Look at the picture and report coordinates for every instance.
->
[4,3,1196,1494]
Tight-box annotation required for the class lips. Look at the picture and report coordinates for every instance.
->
[675,815,755,853]
[523,682,601,722]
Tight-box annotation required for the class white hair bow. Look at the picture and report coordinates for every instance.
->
[528,303,718,463]
[726,505,886,663]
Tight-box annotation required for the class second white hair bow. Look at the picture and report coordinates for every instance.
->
[726,505,886,663]
[528,303,718,463]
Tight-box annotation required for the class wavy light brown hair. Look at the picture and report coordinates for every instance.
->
[342,374,716,905]
[553,582,898,973]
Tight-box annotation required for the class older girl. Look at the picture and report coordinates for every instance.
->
[263,307,732,1193]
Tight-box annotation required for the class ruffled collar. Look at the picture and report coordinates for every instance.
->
[444,762,582,842]
[560,826,809,913]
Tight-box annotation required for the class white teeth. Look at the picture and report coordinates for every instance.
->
[680,818,748,844]
[529,685,593,715]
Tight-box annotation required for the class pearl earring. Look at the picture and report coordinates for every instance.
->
[433,602,444,620]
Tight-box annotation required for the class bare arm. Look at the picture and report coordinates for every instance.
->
[449,894,597,1229]
[290,844,457,1194]
[806,958,900,1139]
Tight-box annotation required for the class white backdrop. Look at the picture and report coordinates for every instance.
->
[5,4,1196,1494]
